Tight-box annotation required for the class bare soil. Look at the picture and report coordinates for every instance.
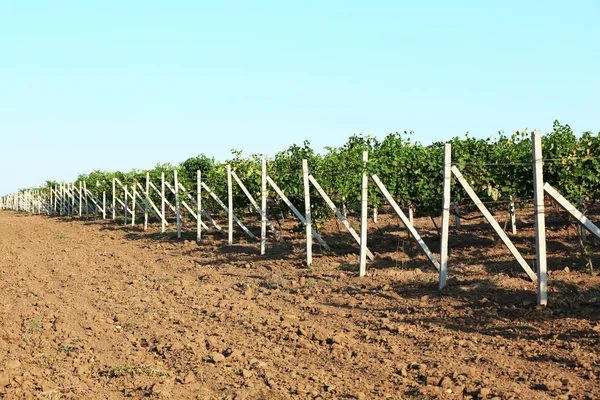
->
[1,207,599,399]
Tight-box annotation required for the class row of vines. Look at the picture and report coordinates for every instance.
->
[14,121,600,226]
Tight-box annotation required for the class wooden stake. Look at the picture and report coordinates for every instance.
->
[303,159,312,266]
[409,206,414,224]
[227,165,233,246]
[261,158,267,255]
[440,144,452,289]
[532,130,547,306]
[102,191,106,219]
[174,170,181,238]
[359,151,369,277]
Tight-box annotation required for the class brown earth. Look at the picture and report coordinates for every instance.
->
[0,206,599,399]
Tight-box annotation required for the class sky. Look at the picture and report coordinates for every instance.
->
[1,1,598,195]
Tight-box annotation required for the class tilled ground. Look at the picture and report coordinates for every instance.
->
[0,209,599,399]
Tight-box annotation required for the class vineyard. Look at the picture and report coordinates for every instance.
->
[2,121,600,305]
[1,121,600,399]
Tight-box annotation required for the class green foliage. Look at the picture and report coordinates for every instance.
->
[16,121,600,226]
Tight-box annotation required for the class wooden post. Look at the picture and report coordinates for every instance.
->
[144,173,150,231]
[409,206,414,224]
[227,165,233,246]
[197,170,201,243]
[439,143,451,289]
[112,179,116,220]
[124,185,128,225]
[174,170,181,238]
[359,151,369,277]
[102,191,106,219]
[161,172,166,233]
[261,159,267,255]
[132,183,137,227]
[532,130,547,306]
[303,159,312,265]
[510,201,517,234]
[373,207,378,223]
[454,200,461,229]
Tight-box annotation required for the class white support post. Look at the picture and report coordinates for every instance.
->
[112,179,116,220]
[227,165,233,246]
[373,175,441,271]
[102,191,106,220]
[510,201,517,234]
[440,143,452,289]
[302,159,312,266]
[409,206,414,224]
[532,130,547,306]
[309,174,373,259]
[83,181,89,216]
[231,170,282,241]
[261,159,267,255]
[359,151,369,277]
[71,183,75,216]
[93,184,98,219]
[266,176,330,250]
[144,173,150,231]
[174,170,181,238]
[452,165,537,281]
[161,172,166,233]
[544,183,600,239]
[60,184,64,216]
[373,207,378,224]
[124,184,128,225]
[454,200,461,229]
[197,170,201,243]
[132,183,137,227]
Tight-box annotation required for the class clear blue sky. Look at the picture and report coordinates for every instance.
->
[1,1,598,195]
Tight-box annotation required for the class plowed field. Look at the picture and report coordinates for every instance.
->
[0,209,599,399]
